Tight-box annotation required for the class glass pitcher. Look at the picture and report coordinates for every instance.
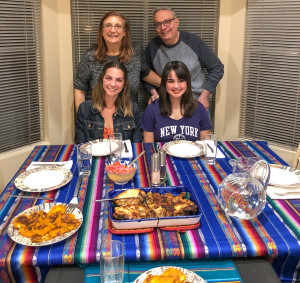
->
[217,157,270,220]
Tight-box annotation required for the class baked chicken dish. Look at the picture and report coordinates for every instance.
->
[143,267,191,283]
[12,204,81,243]
[113,189,198,220]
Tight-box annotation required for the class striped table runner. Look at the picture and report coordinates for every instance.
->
[0,141,299,282]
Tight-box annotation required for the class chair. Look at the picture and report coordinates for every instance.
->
[293,143,300,169]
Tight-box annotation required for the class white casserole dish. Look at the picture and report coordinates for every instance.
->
[108,186,202,230]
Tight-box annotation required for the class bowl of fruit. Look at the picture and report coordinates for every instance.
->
[106,160,137,185]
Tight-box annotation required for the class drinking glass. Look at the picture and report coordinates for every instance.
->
[109,133,122,162]
[100,240,124,283]
[204,134,217,165]
[77,143,92,176]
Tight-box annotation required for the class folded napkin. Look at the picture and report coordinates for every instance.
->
[121,140,133,159]
[196,141,225,158]
[266,185,300,199]
[26,160,73,171]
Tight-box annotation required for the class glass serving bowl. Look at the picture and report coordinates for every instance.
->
[106,161,137,185]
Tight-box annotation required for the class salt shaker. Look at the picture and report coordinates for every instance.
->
[151,153,160,186]
[159,150,166,181]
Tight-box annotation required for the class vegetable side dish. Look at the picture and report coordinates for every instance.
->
[106,160,135,174]
[144,267,190,283]
[12,205,81,243]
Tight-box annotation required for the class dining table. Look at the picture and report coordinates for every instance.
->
[0,141,299,283]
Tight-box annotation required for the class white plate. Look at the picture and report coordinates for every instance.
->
[269,164,300,186]
[133,266,207,283]
[162,140,204,158]
[14,166,73,192]
[86,139,120,157]
[7,202,83,247]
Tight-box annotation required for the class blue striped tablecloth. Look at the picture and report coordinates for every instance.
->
[84,259,243,282]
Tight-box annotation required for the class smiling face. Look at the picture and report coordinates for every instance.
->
[154,9,179,45]
[166,70,187,100]
[103,67,125,98]
[102,16,125,45]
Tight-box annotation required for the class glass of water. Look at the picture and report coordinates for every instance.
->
[100,240,124,283]
[77,143,92,176]
[109,133,122,162]
[204,134,217,165]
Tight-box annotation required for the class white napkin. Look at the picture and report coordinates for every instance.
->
[196,141,225,158]
[121,140,133,158]
[266,185,300,199]
[26,160,73,171]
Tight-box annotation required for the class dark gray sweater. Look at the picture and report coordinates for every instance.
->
[74,43,150,104]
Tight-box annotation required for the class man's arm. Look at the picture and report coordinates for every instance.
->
[198,89,210,110]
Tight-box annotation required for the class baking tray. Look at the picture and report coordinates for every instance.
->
[108,186,202,230]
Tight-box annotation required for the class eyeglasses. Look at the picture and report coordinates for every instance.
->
[154,18,176,29]
[103,24,124,30]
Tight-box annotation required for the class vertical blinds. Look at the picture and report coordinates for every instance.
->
[71,0,220,113]
[0,0,43,153]
[240,0,300,149]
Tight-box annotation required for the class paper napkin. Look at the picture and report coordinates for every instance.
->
[266,185,300,199]
[196,141,225,158]
[121,140,133,159]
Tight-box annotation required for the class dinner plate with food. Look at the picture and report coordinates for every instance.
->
[133,266,207,283]
[162,140,204,158]
[108,186,202,230]
[7,202,83,246]
[14,166,73,193]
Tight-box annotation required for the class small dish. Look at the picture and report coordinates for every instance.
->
[106,161,137,185]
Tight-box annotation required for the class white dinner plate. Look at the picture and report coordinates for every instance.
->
[133,266,207,283]
[14,166,73,192]
[7,202,83,247]
[86,139,120,157]
[269,164,300,187]
[162,140,204,158]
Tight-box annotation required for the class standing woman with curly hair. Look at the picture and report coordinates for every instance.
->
[142,61,212,142]
[74,11,160,111]
[75,61,142,143]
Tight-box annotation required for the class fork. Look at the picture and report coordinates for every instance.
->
[66,175,82,213]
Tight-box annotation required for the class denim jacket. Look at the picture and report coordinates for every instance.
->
[75,101,143,144]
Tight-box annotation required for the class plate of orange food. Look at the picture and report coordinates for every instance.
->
[7,202,83,246]
[133,266,207,283]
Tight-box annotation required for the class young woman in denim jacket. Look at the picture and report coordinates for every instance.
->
[75,61,142,143]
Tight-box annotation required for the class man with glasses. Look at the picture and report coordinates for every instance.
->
[144,7,224,111]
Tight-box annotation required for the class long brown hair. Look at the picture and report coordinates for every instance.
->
[159,61,198,118]
[92,61,133,117]
[95,11,133,63]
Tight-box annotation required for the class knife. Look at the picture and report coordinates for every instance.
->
[124,141,129,153]
[11,195,54,201]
